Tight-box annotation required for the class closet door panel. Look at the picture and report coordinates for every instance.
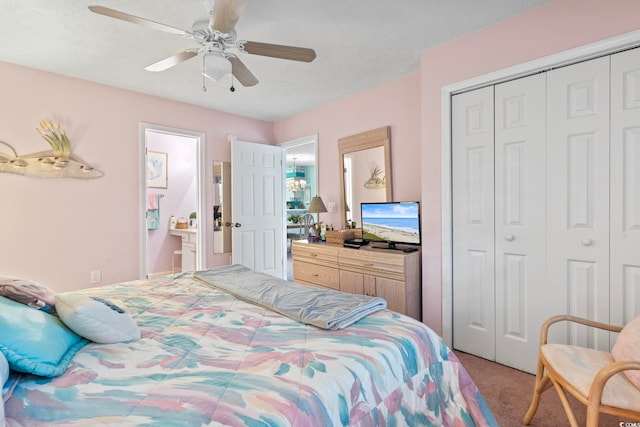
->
[610,47,640,329]
[494,73,546,373]
[452,86,495,360]
[547,57,610,350]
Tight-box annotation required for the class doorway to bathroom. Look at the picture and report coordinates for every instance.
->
[139,123,205,279]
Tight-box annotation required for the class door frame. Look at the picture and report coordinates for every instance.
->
[139,122,206,279]
[440,29,640,346]
[279,134,319,277]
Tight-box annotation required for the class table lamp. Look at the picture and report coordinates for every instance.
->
[307,195,327,240]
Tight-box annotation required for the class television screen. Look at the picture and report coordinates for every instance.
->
[361,201,421,249]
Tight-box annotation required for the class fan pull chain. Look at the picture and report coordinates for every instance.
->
[202,55,207,92]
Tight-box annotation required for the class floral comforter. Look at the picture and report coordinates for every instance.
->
[5,271,497,426]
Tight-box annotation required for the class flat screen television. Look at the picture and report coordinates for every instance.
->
[360,201,421,250]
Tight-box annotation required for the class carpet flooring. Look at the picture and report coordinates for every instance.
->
[456,351,625,426]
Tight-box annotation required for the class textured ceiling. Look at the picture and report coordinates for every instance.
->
[0,0,549,122]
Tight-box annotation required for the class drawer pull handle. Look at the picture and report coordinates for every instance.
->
[311,253,318,257]
[312,274,319,277]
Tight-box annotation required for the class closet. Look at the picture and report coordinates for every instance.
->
[452,47,640,373]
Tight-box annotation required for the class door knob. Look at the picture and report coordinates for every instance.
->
[581,238,593,246]
[505,234,515,241]
[234,223,242,228]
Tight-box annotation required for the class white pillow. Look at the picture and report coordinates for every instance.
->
[55,293,140,344]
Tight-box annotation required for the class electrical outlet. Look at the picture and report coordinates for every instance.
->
[327,202,336,213]
[90,270,102,284]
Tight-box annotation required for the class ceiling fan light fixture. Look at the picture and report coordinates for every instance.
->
[203,54,232,81]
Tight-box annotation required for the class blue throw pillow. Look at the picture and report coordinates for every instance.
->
[0,352,7,427]
[0,296,88,377]
[0,351,8,388]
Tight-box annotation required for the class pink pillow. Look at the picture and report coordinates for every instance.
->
[612,314,640,390]
[0,276,56,308]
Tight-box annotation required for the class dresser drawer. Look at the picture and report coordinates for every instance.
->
[291,241,338,267]
[339,248,406,281]
[293,260,340,290]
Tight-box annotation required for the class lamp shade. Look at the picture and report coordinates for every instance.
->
[307,195,327,214]
[203,55,231,81]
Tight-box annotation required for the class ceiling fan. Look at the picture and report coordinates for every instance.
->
[88,0,316,89]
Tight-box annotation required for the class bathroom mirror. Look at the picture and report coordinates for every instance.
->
[213,160,232,254]
[338,126,392,229]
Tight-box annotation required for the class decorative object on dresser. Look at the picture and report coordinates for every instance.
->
[325,228,362,245]
[291,240,421,320]
[307,195,328,241]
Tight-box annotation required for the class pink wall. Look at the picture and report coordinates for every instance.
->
[420,0,640,333]
[0,61,272,292]
[274,73,422,229]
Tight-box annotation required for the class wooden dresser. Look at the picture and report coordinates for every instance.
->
[291,240,421,320]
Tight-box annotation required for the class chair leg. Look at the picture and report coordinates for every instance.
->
[585,401,600,427]
[522,356,553,425]
[550,379,579,427]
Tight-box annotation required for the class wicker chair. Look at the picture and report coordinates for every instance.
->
[522,314,640,427]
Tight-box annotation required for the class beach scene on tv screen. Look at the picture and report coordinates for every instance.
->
[361,203,420,244]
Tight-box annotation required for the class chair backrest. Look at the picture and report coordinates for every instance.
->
[301,214,315,239]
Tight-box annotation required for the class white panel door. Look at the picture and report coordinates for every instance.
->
[231,140,284,278]
[610,47,640,330]
[452,86,496,360]
[494,73,547,372]
[546,57,611,350]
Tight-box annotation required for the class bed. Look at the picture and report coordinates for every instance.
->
[2,265,497,426]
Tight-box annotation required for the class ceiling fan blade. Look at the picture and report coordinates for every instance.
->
[211,0,245,34]
[88,5,192,38]
[241,41,316,63]
[145,50,198,72]
[229,56,258,87]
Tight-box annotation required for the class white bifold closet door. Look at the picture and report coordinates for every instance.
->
[610,48,640,333]
[452,86,496,362]
[546,56,611,351]
[452,74,547,372]
[452,47,640,373]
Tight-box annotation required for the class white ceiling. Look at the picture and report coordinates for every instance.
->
[0,0,549,122]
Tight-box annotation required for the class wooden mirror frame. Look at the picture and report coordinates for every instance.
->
[338,126,393,229]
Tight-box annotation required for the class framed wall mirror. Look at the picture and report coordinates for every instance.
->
[339,126,393,229]
[213,160,232,254]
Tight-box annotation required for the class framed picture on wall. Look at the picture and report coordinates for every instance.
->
[147,151,168,188]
